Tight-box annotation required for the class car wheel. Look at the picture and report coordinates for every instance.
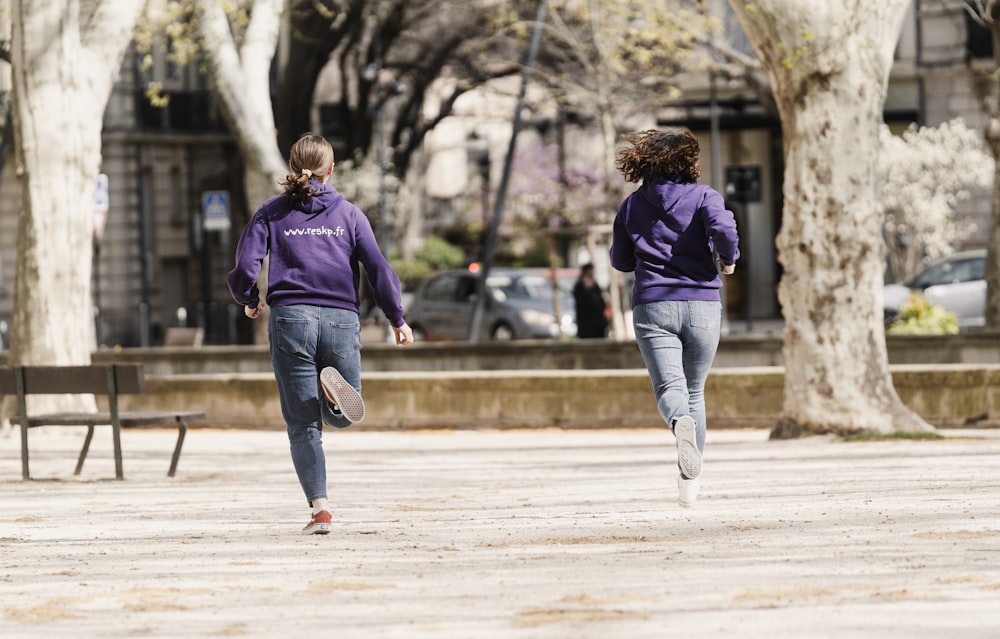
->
[490,322,514,341]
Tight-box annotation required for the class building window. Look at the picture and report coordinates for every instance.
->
[966,4,993,59]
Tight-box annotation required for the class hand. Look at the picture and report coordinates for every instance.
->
[245,302,265,319]
[393,323,414,346]
[720,263,735,275]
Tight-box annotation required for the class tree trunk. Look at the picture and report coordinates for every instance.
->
[194,0,288,345]
[194,0,287,190]
[729,0,933,437]
[0,1,11,176]
[985,3,1000,330]
[4,0,145,423]
[987,116,1000,329]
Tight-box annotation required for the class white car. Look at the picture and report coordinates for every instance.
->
[883,249,986,329]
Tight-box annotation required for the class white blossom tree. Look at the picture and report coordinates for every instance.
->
[879,119,992,283]
[729,0,933,436]
[3,0,146,423]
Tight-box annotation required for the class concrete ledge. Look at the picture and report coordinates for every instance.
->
[115,365,1000,431]
[76,329,1000,375]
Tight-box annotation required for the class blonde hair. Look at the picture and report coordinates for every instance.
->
[280,134,335,204]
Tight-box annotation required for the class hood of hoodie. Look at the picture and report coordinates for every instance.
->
[299,181,345,216]
[256,180,347,223]
[639,176,705,217]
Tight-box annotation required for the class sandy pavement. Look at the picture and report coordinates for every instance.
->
[2,425,1000,638]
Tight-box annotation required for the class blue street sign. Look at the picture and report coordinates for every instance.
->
[202,190,231,231]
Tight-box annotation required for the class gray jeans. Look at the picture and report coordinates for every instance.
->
[632,300,722,452]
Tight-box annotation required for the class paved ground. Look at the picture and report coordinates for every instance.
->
[2,425,999,638]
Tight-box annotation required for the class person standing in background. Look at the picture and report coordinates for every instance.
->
[610,128,739,509]
[228,133,413,535]
[572,263,609,339]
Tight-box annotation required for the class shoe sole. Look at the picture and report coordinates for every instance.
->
[302,523,331,535]
[674,415,701,479]
[320,367,365,423]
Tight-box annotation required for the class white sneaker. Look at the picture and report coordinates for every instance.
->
[673,415,701,479]
[678,475,700,508]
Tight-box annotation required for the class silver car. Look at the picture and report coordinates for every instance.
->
[406,268,577,341]
[883,249,986,329]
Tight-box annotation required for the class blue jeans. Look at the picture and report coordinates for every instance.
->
[632,300,722,453]
[268,305,361,505]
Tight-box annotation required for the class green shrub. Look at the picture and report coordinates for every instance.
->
[390,260,433,288]
[390,237,465,289]
[887,292,959,335]
[414,236,465,270]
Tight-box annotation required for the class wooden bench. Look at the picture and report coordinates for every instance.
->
[0,364,206,480]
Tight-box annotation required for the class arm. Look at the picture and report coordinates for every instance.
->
[227,212,268,309]
[609,200,636,273]
[701,190,740,273]
[352,209,406,329]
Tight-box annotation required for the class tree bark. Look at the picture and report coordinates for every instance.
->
[5,0,146,422]
[0,1,11,176]
[729,0,933,436]
[985,1,1000,330]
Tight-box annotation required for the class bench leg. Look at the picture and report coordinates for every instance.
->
[21,422,30,480]
[168,420,189,478]
[112,424,124,480]
[74,426,96,476]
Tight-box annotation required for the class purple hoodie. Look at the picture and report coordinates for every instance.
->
[227,181,405,327]
[610,177,740,307]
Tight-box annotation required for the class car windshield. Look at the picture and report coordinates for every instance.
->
[907,256,985,288]
[489,275,565,301]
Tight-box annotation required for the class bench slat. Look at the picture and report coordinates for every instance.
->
[1,363,203,480]
[27,411,206,427]
[0,364,145,395]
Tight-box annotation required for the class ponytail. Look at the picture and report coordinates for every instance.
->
[280,134,335,205]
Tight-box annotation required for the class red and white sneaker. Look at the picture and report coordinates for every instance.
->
[320,367,365,423]
[302,509,332,535]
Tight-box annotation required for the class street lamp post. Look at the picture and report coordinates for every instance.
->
[468,0,548,342]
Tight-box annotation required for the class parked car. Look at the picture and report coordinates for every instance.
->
[406,267,577,341]
[883,249,986,329]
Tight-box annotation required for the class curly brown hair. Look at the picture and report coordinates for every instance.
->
[615,128,702,184]
[279,133,335,205]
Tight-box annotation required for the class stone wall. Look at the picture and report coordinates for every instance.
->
[116,365,999,432]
